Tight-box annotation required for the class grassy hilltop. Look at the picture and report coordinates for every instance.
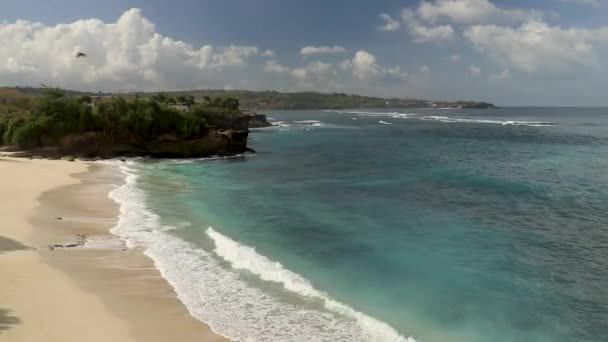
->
[6,87,496,110]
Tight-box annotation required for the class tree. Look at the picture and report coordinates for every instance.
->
[151,93,168,103]
[221,97,239,111]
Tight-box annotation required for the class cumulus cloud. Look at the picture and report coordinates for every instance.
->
[379,13,401,31]
[264,59,334,86]
[489,68,510,81]
[264,60,290,73]
[469,64,482,76]
[341,50,408,81]
[560,0,602,8]
[448,54,462,62]
[464,20,608,74]
[0,8,264,91]
[416,0,545,25]
[351,51,379,79]
[402,9,455,43]
[300,45,346,55]
[261,49,276,58]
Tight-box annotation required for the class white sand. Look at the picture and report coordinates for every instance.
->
[0,157,226,341]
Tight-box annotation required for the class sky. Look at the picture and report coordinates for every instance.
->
[1,0,608,106]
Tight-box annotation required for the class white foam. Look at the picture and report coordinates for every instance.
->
[421,116,558,126]
[502,121,558,127]
[294,120,323,124]
[169,154,254,164]
[207,227,415,342]
[379,120,392,125]
[269,120,291,127]
[348,111,416,118]
[107,162,417,342]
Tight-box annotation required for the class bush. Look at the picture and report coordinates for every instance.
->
[2,116,26,145]
[0,91,243,148]
[13,119,44,148]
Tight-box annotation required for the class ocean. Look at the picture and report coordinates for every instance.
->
[108,108,608,341]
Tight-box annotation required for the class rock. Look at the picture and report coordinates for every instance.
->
[60,155,75,162]
[244,112,273,128]
[10,128,250,159]
[54,217,63,220]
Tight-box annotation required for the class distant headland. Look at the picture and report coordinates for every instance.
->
[0,87,495,159]
[7,87,497,110]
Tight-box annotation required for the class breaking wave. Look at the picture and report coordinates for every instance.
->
[106,161,416,342]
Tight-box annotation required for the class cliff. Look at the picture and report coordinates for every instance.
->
[10,129,250,159]
[1,91,253,159]
[243,111,274,128]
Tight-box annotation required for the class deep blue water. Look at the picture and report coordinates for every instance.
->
[128,108,608,341]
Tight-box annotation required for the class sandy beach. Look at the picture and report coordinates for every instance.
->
[0,157,226,342]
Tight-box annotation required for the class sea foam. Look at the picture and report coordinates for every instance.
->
[324,110,558,127]
[107,161,417,342]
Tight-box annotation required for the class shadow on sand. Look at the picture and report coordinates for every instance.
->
[0,309,21,333]
[0,236,31,254]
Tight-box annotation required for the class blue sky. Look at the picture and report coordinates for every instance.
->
[1,0,608,105]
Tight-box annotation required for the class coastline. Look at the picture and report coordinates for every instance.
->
[0,157,226,341]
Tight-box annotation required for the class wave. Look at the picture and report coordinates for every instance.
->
[323,109,558,127]
[349,111,417,118]
[421,116,559,126]
[501,121,558,127]
[294,120,322,124]
[268,120,291,127]
[379,120,392,125]
[168,154,255,164]
[107,162,416,342]
[206,227,415,342]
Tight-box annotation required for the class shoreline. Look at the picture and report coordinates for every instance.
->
[0,157,226,341]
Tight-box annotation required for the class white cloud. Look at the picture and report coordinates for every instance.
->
[300,45,346,55]
[306,61,333,75]
[384,66,409,80]
[290,68,308,80]
[351,51,379,79]
[341,50,408,80]
[402,9,455,43]
[379,13,401,31]
[469,64,482,76]
[261,49,276,58]
[560,0,602,8]
[264,60,290,73]
[420,65,431,73]
[416,0,545,24]
[489,68,510,81]
[264,59,333,85]
[0,8,262,91]
[410,23,456,42]
[464,20,608,74]
[448,54,462,62]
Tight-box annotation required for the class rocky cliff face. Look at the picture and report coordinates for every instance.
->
[12,128,250,159]
[8,108,274,159]
[245,112,274,128]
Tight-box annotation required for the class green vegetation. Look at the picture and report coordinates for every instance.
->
[0,88,242,149]
[136,90,496,110]
[4,87,496,111]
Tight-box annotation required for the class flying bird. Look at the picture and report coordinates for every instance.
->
[75,52,87,58]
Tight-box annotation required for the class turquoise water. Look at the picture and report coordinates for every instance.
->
[116,108,608,341]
